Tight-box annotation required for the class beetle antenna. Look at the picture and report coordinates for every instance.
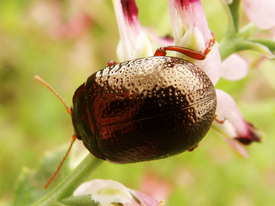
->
[35,75,71,114]
[44,134,77,189]
[35,75,76,189]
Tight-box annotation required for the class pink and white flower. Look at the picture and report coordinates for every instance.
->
[241,0,275,30]
[168,0,222,85]
[223,0,275,30]
[74,179,162,206]
[112,0,152,62]
[213,90,262,157]
[220,54,249,81]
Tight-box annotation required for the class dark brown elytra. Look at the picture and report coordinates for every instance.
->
[36,36,217,188]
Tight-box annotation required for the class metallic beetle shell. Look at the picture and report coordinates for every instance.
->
[71,56,217,163]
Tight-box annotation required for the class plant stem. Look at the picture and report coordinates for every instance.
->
[32,154,104,206]
[218,23,261,61]
[218,34,239,61]
[228,0,240,33]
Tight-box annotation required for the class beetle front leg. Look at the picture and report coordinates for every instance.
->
[154,32,215,60]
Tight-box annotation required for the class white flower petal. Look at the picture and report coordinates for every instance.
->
[168,0,184,46]
[74,179,132,204]
[132,32,153,59]
[130,189,161,206]
[221,136,249,158]
[221,54,248,81]
[169,0,212,46]
[198,43,221,85]
[242,0,275,29]
[113,0,152,61]
[168,0,221,85]
[178,26,206,54]
[117,31,153,61]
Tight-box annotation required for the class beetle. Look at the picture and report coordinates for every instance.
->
[36,37,217,188]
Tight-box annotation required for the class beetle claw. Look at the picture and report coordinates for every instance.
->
[153,47,167,56]
[188,143,199,151]
[214,114,226,124]
[204,32,215,56]
[107,60,117,67]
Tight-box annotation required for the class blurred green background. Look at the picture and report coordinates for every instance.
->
[0,0,275,205]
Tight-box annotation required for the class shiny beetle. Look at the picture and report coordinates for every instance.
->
[71,44,217,164]
[36,41,217,188]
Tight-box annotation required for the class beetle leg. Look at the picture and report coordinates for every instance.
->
[44,134,77,189]
[107,60,117,67]
[154,32,215,60]
[153,47,168,56]
[188,143,199,151]
[214,114,226,124]
[204,32,215,56]
[154,46,208,60]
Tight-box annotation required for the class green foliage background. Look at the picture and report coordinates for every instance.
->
[0,0,275,205]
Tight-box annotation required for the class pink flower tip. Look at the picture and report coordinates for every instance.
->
[234,122,263,145]
[121,0,139,25]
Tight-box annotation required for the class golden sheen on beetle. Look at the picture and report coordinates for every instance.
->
[71,45,217,163]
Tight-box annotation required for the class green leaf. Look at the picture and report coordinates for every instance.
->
[32,155,104,206]
[11,147,72,206]
[12,167,32,206]
[238,40,275,58]
[35,147,72,190]
[249,39,275,57]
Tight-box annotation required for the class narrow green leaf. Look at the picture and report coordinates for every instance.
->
[11,147,72,206]
[249,39,275,56]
